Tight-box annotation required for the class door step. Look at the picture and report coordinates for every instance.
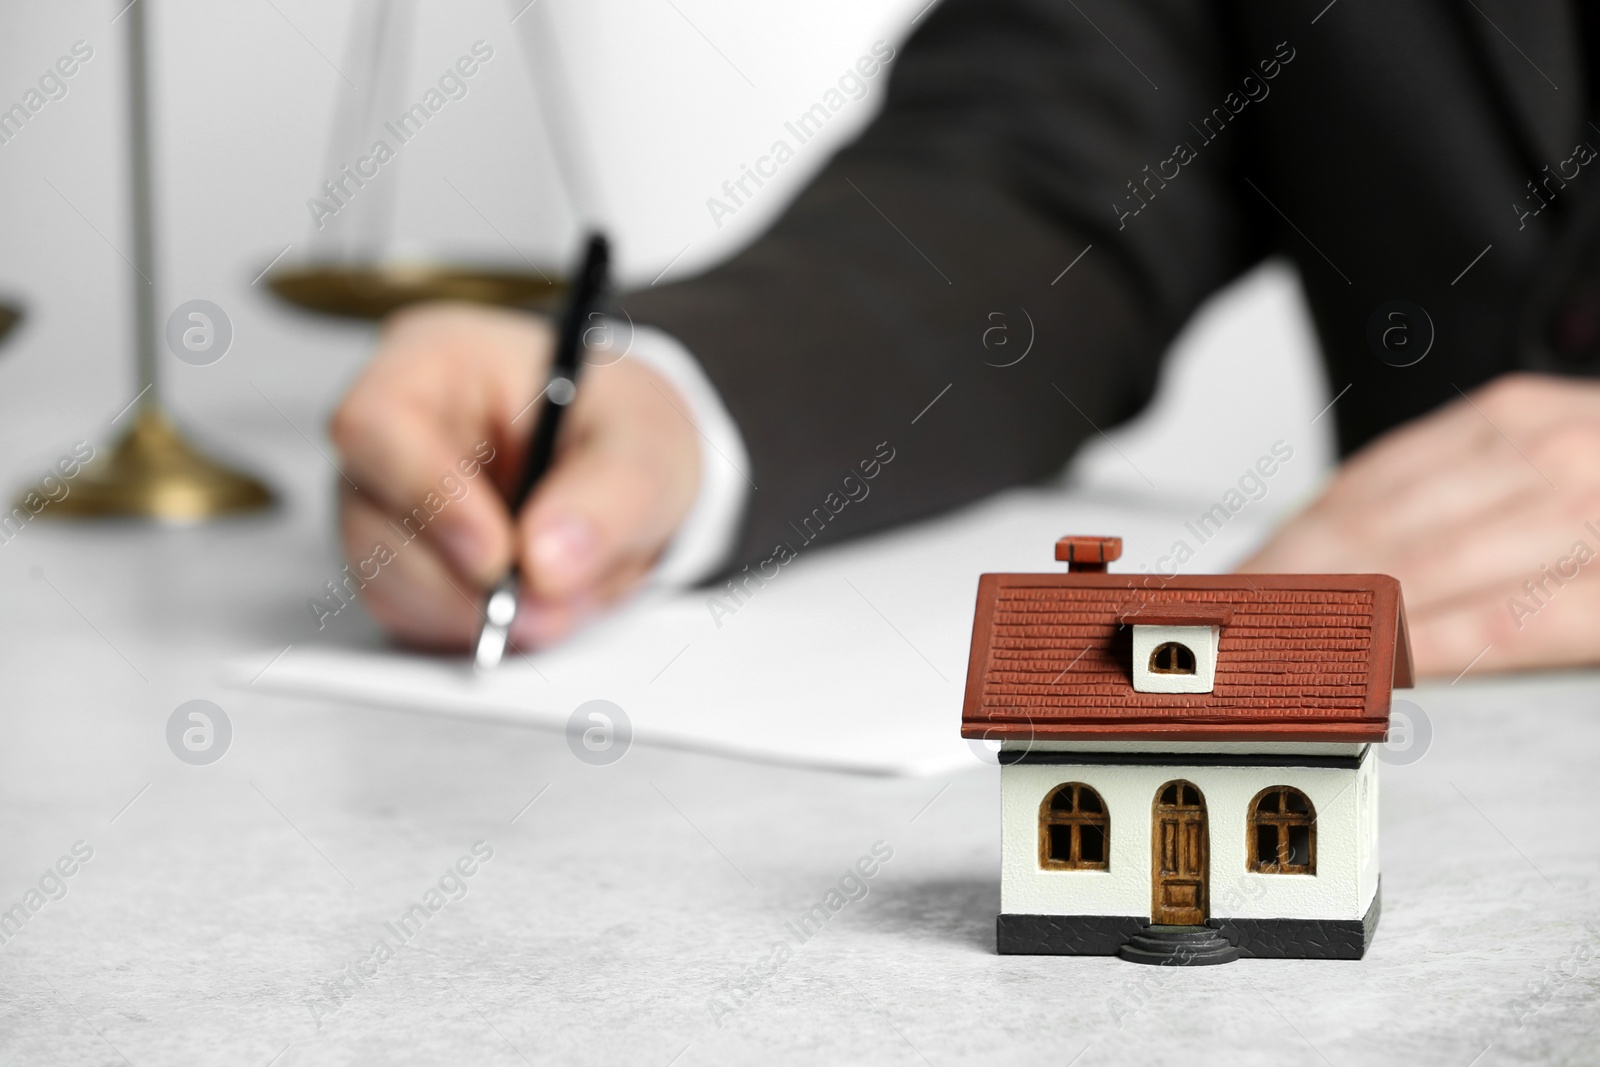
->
[1117,924,1240,966]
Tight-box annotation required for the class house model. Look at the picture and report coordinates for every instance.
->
[960,535,1412,964]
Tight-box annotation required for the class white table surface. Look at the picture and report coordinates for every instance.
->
[2,419,1599,1067]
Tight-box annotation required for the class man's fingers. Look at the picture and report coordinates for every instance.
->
[516,436,692,601]
[329,305,700,652]
[1298,374,1600,520]
[513,365,701,602]
[1385,485,1593,612]
[340,484,653,655]
[1239,374,1600,676]
[1250,481,1582,617]
[1406,594,1513,678]
[1410,567,1600,676]
[338,491,486,647]
[1316,450,1541,562]
[1302,389,1500,516]
[330,302,557,587]
[506,559,654,651]
[331,404,515,587]
[1241,443,1552,578]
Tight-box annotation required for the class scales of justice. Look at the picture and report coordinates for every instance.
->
[21,0,592,521]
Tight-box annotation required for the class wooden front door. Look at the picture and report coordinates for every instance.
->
[1151,780,1208,925]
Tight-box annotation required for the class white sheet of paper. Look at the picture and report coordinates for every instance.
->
[233,489,1271,776]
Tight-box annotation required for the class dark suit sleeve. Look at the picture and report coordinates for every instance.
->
[621,0,1264,574]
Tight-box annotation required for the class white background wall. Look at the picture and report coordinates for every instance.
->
[0,0,1334,525]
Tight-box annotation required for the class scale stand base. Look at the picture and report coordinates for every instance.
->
[26,406,274,521]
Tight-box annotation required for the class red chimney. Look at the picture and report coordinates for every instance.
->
[1056,535,1122,573]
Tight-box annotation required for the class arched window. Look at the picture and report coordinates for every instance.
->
[1249,786,1316,873]
[1149,642,1196,674]
[1040,783,1109,870]
[1158,780,1202,808]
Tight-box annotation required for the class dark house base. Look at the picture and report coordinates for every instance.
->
[997,883,1382,961]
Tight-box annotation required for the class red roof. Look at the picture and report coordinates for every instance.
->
[961,572,1412,743]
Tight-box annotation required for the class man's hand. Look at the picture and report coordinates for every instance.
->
[329,303,701,651]
[1239,373,1600,678]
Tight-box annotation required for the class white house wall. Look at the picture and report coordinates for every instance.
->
[1356,746,1378,909]
[1000,751,1379,922]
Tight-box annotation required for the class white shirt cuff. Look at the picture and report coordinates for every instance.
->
[613,322,752,586]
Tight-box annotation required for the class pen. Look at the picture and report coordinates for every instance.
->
[474,232,611,670]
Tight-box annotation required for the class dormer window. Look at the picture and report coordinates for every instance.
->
[1117,605,1232,694]
[1149,642,1196,674]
